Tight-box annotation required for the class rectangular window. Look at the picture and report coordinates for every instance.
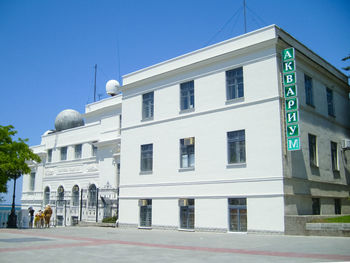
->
[305,74,314,106]
[331,141,338,171]
[326,88,335,116]
[75,144,82,159]
[139,199,152,227]
[142,92,154,120]
[47,149,52,163]
[180,137,195,169]
[308,134,318,167]
[228,198,247,232]
[335,199,341,215]
[312,198,320,215]
[227,130,246,164]
[226,67,244,100]
[179,199,194,230]
[92,144,98,157]
[140,144,153,172]
[180,80,194,111]
[29,172,35,191]
[60,146,67,161]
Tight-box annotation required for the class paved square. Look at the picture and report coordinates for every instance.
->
[0,227,349,262]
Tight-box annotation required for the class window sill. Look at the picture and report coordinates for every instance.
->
[328,113,336,118]
[178,167,195,172]
[226,163,247,169]
[141,117,154,122]
[306,103,315,108]
[179,108,195,114]
[139,171,153,175]
[225,97,244,105]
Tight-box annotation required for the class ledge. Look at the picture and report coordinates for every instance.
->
[178,167,195,173]
[226,163,247,169]
[306,223,350,231]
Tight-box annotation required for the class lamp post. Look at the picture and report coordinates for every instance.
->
[7,175,19,228]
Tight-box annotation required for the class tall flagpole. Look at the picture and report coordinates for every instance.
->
[243,0,247,33]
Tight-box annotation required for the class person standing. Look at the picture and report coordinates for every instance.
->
[39,210,44,228]
[34,210,41,228]
[28,207,34,228]
[43,205,53,228]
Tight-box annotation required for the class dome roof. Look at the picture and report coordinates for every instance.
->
[106,79,120,96]
[54,109,84,131]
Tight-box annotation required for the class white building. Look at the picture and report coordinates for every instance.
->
[23,25,350,233]
[118,25,350,233]
[22,88,122,226]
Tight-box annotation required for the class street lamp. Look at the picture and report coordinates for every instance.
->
[7,175,19,228]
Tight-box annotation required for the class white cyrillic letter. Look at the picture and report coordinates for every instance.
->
[284,61,293,71]
[286,87,295,97]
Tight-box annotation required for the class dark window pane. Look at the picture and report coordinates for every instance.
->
[226,67,244,100]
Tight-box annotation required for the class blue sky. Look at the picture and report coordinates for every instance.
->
[1,0,349,204]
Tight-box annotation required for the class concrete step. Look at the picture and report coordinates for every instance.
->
[74,221,116,228]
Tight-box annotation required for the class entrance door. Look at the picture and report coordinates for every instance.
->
[139,199,152,227]
[179,199,194,230]
[228,198,247,232]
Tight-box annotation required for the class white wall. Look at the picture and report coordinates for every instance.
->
[195,198,227,230]
[152,199,179,228]
[119,42,285,232]
[119,199,139,225]
[248,196,285,232]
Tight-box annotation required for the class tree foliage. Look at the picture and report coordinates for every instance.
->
[0,125,41,193]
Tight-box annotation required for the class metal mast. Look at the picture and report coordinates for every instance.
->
[94,64,97,102]
[243,0,247,33]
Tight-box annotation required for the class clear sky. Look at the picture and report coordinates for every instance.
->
[0,0,349,204]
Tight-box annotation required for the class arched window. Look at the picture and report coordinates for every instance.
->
[88,184,97,208]
[44,186,50,206]
[72,185,79,207]
[57,185,64,206]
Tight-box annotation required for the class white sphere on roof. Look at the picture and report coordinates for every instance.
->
[106,79,120,96]
[54,109,84,131]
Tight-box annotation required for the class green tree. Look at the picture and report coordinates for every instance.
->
[0,125,41,193]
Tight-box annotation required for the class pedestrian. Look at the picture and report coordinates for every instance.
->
[34,210,41,228]
[28,207,34,228]
[39,210,44,228]
[43,205,53,228]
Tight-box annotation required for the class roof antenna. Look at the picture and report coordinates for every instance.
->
[94,64,97,102]
[243,0,247,33]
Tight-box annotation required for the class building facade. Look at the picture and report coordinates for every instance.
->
[23,25,350,232]
[118,25,350,233]
[22,95,122,226]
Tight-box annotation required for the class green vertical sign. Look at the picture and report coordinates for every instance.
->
[282,47,300,151]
